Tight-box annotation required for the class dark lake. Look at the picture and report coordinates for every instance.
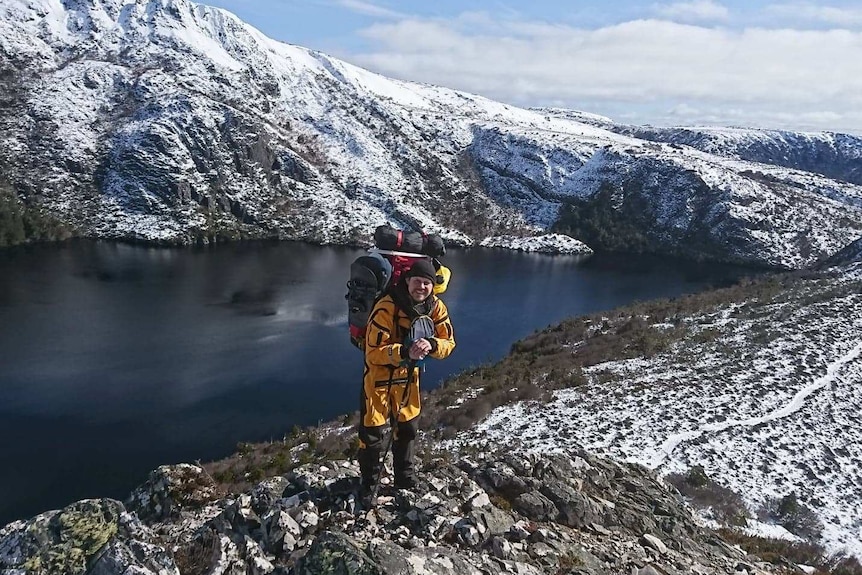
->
[0,240,757,525]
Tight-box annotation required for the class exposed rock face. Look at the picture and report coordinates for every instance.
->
[127,463,223,523]
[1,0,862,267]
[821,235,862,267]
[1,452,784,575]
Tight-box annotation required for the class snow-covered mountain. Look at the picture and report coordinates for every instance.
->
[2,0,862,268]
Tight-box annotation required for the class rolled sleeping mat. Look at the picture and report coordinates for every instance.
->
[374,224,446,257]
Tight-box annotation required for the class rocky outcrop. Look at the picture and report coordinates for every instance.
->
[0,499,176,575]
[1,451,784,575]
[127,463,223,523]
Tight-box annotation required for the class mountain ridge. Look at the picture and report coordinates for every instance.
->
[1,0,862,268]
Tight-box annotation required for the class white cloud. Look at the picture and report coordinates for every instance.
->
[651,0,730,24]
[764,3,862,28]
[344,14,862,134]
[335,0,405,20]
[661,103,847,131]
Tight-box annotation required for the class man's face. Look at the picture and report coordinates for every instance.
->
[406,276,434,302]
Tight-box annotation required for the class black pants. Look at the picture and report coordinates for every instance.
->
[358,418,417,488]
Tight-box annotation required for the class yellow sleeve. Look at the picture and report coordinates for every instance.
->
[429,299,456,359]
[365,298,406,367]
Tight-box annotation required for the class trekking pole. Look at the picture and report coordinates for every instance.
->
[369,360,416,506]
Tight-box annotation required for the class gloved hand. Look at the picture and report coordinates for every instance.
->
[408,337,432,360]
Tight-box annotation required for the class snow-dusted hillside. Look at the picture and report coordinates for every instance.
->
[823,236,862,267]
[448,263,862,557]
[612,124,862,186]
[2,0,862,267]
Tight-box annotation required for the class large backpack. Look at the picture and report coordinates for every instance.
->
[346,225,449,351]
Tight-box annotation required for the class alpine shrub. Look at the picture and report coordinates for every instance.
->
[759,492,824,542]
[666,466,749,526]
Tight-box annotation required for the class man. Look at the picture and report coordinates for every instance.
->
[358,258,456,493]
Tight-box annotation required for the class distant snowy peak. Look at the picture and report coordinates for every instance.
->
[2,0,862,268]
[538,108,617,129]
[4,0,309,78]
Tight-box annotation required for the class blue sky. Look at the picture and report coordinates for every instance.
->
[205,0,862,133]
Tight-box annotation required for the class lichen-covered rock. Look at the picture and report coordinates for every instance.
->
[0,499,176,575]
[261,509,302,555]
[252,476,293,514]
[370,540,483,575]
[88,536,178,575]
[292,531,381,575]
[539,479,602,528]
[3,452,791,575]
[469,506,515,537]
[125,464,220,522]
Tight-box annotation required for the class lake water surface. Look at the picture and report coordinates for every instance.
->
[0,240,757,525]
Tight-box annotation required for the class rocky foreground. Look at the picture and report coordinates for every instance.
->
[0,450,787,575]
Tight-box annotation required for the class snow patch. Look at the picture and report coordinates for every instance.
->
[479,234,593,254]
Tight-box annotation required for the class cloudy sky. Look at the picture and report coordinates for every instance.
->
[206,0,862,134]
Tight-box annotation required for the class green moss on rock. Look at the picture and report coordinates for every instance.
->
[12,499,122,575]
[294,531,382,575]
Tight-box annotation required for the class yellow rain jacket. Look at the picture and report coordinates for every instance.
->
[361,292,455,428]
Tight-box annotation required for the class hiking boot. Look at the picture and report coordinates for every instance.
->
[393,475,418,490]
[358,482,375,509]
